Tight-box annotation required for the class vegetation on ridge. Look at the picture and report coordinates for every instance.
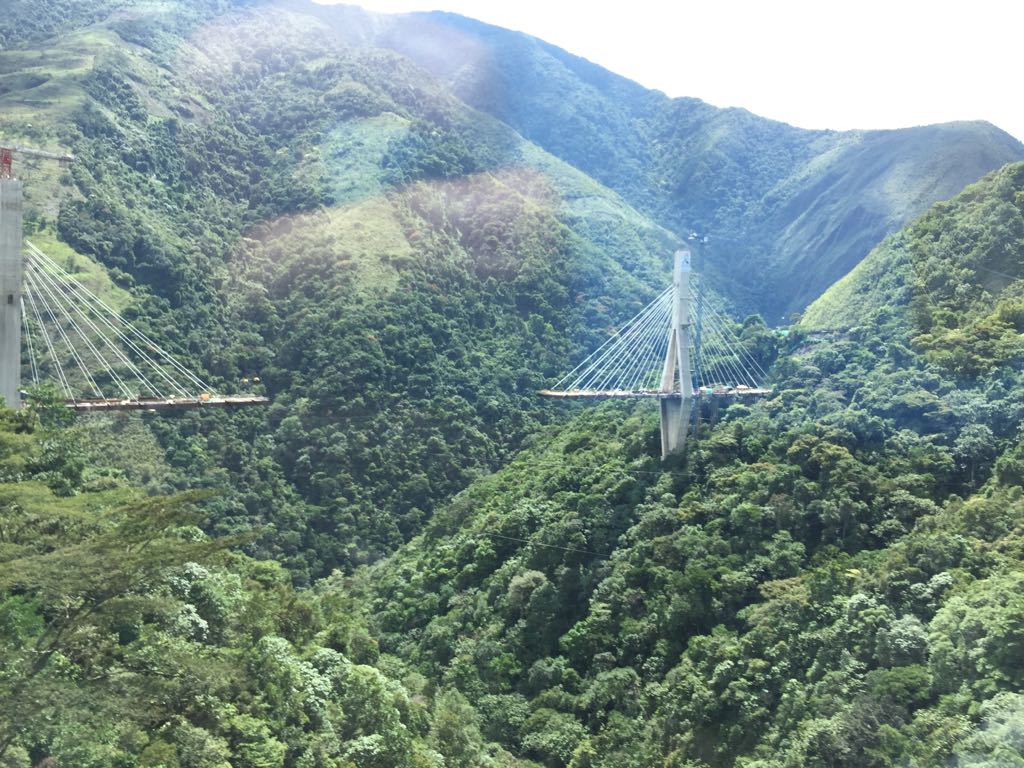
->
[2,162,1023,766]
[362,163,1024,767]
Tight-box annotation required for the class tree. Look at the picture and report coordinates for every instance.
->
[954,424,997,488]
[0,490,224,762]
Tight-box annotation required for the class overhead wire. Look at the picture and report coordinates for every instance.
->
[702,307,763,387]
[25,255,167,398]
[478,531,610,558]
[559,287,672,391]
[705,295,768,378]
[25,258,132,398]
[631,295,675,389]
[704,317,752,386]
[615,294,673,391]
[591,290,674,390]
[631,309,672,390]
[970,262,1024,283]
[549,274,775,395]
[696,337,723,388]
[555,287,672,390]
[553,288,665,390]
[589,298,667,390]
[23,243,217,399]
[699,316,746,385]
[704,298,769,381]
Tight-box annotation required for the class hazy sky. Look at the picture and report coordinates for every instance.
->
[319,0,1023,143]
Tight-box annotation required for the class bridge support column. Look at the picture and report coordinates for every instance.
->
[659,249,694,459]
[0,180,22,409]
[660,396,692,457]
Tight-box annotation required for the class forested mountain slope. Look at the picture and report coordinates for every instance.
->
[362,162,1024,766]
[0,403,540,767]
[2,1,1024,766]
[1,0,684,579]
[804,161,1024,348]
[4,1,1023,325]
[2,0,1019,581]
[371,11,1024,319]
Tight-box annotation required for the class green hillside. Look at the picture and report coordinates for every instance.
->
[2,1,1024,765]
[2,0,1015,580]
[0,404,536,767]
[376,12,1024,320]
[4,2,1022,325]
[363,160,1024,767]
[804,161,1024,376]
[0,0,684,579]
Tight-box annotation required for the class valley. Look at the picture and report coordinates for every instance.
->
[0,2,1022,766]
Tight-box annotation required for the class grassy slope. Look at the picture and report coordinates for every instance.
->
[0,0,132,49]
[803,161,1024,334]
[4,0,1022,323]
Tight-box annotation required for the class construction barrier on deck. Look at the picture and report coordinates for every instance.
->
[538,387,772,399]
[65,395,270,412]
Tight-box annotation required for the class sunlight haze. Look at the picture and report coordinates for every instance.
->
[320,0,1024,143]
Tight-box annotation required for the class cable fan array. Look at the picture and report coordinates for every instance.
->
[697,292,769,391]
[20,240,211,402]
[548,283,768,395]
[552,286,674,393]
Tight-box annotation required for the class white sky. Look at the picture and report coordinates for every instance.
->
[318,0,1024,143]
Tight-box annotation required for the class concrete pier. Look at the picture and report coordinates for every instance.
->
[659,249,693,458]
[0,180,23,408]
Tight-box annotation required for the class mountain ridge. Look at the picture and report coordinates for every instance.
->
[5,0,1021,324]
[367,7,1024,318]
[2,0,697,578]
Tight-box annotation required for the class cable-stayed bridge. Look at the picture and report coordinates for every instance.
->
[541,250,771,457]
[18,241,267,411]
[1,158,266,411]
[0,148,267,411]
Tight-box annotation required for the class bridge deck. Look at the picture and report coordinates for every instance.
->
[65,395,270,412]
[539,388,772,399]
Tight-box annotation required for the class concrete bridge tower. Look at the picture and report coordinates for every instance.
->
[0,177,23,408]
[659,249,694,457]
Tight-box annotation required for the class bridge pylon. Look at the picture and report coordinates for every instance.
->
[0,179,23,408]
[538,247,770,459]
[658,249,694,458]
